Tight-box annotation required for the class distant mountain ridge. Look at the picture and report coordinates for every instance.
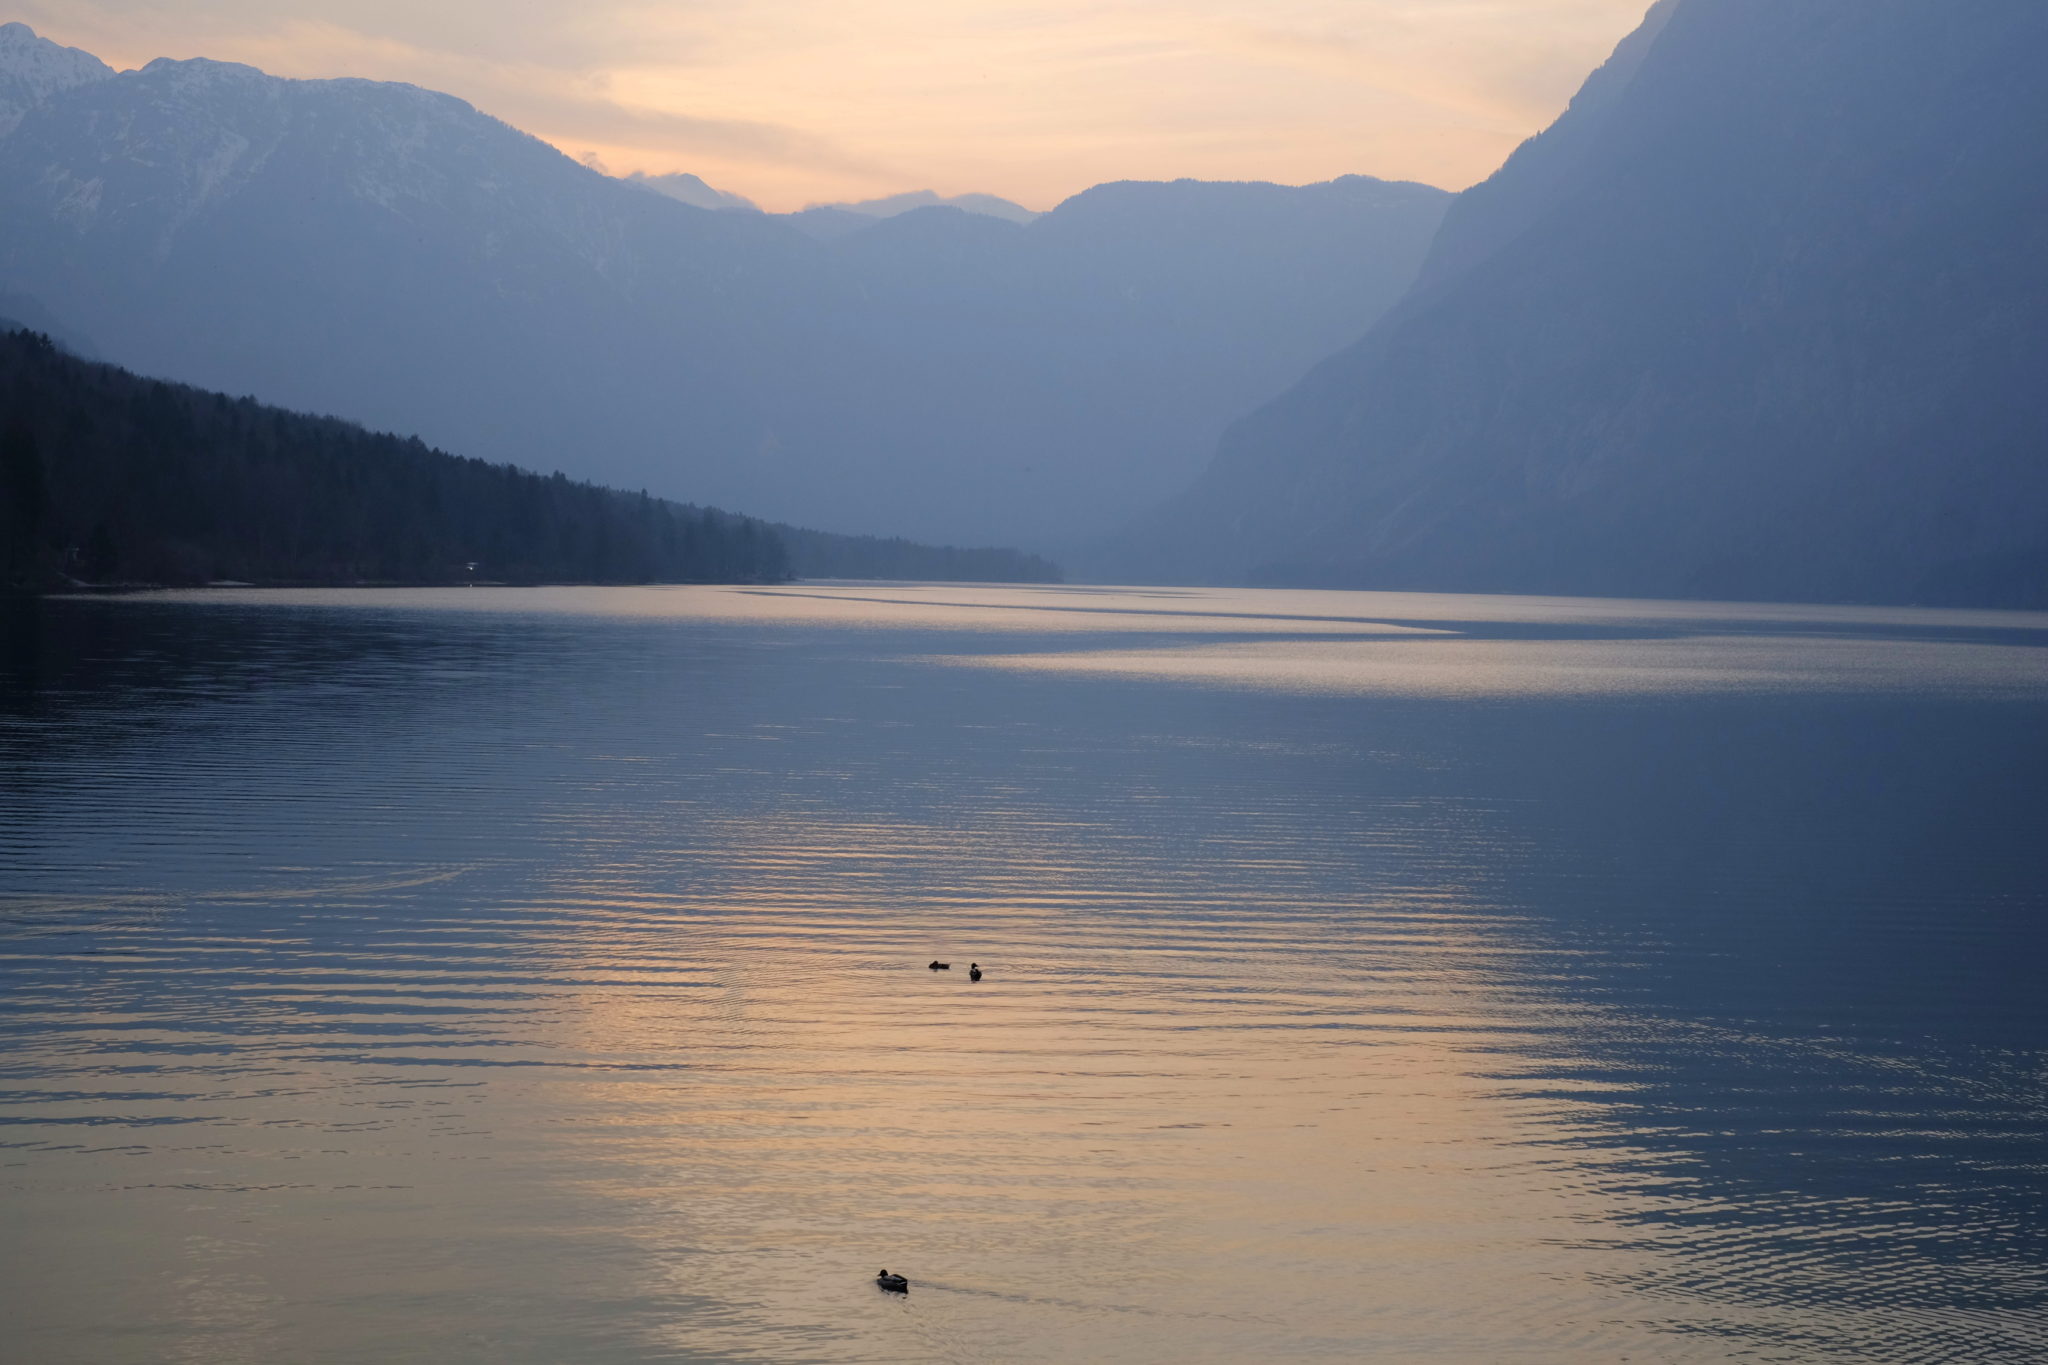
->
[778,189,1039,242]
[0,24,1448,547]
[624,173,1041,242]
[813,189,1035,222]
[627,170,760,213]
[1132,0,2048,608]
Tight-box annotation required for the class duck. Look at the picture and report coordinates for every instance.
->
[968,963,982,981]
[876,1269,909,1292]
[928,960,950,970]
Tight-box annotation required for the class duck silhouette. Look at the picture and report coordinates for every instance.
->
[928,960,950,970]
[968,963,982,982]
[876,1269,909,1292]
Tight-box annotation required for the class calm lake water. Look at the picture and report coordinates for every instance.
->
[1,584,2043,1364]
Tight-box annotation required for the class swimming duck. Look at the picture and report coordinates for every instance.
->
[968,963,982,981]
[928,960,950,970]
[876,1269,909,1292]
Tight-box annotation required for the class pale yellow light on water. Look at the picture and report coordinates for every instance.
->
[6,585,2044,1362]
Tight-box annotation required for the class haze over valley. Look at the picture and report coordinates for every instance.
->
[7,3,2046,605]
[0,21,1447,549]
[2,6,2045,1362]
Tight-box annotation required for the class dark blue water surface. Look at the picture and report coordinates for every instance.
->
[1,585,2042,1363]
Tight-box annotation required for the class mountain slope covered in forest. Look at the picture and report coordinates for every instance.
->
[0,329,1060,588]
[0,328,789,588]
[0,25,1447,546]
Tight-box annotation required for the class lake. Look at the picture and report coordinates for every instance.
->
[1,583,2043,1363]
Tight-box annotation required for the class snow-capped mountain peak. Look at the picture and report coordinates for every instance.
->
[0,22,114,135]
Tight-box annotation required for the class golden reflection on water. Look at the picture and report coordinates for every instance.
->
[136,579,2048,634]
[4,809,1715,1362]
[5,587,2045,1363]
[493,814,1677,1364]
[137,581,2048,699]
[933,632,2048,698]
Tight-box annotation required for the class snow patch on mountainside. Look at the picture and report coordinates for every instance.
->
[0,22,114,135]
[628,171,759,212]
[47,168,103,231]
[0,27,1454,545]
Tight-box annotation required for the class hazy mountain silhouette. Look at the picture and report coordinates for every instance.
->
[1130,0,2048,607]
[0,25,1447,547]
[779,190,1037,242]
[0,324,1061,588]
[0,287,96,357]
[627,170,760,212]
[791,176,1447,546]
[770,205,880,243]
[0,37,828,533]
[784,189,1038,240]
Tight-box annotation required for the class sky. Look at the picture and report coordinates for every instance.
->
[22,1,1653,211]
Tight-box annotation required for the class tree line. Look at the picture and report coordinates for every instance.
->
[0,329,1061,591]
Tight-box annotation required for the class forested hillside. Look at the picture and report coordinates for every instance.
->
[0,22,1446,546]
[0,328,791,588]
[0,330,1063,590]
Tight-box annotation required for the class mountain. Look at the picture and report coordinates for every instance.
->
[0,325,1061,588]
[0,25,1447,547]
[1131,0,2048,607]
[825,189,1036,223]
[0,36,826,528]
[0,21,108,134]
[771,205,880,244]
[0,287,96,357]
[627,170,760,213]
[790,175,1449,545]
[784,189,1038,240]
[0,327,789,589]
[631,183,1038,241]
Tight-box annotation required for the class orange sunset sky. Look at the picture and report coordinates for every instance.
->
[19,0,1653,210]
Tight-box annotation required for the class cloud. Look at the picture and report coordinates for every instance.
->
[18,0,664,71]
[472,71,894,177]
[17,4,891,180]
[1205,23,1586,133]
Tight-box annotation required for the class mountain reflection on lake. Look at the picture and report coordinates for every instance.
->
[2,584,2043,1364]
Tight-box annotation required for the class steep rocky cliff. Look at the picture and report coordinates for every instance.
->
[1139,0,2048,607]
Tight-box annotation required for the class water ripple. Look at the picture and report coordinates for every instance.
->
[1,588,2041,1364]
